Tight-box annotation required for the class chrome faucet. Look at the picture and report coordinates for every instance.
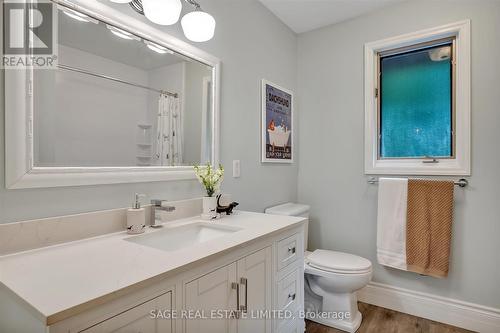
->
[150,199,176,228]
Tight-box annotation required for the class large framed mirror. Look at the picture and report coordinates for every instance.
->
[5,0,220,188]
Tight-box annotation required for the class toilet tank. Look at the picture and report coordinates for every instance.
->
[265,203,310,251]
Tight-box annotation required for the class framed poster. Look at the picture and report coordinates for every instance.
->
[261,79,293,163]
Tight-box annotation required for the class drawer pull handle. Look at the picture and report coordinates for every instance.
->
[288,293,296,301]
[288,246,296,254]
[240,277,248,313]
[232,282,240,319]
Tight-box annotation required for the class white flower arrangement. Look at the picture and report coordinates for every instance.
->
[194,163,224,197]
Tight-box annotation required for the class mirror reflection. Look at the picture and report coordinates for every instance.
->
[33,7,214,167]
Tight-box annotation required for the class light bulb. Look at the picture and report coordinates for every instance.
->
[142,0,182,26]
[144,41,173,54]
[181,11,216,42]
[107,25,140,41]
[59,7,97,23]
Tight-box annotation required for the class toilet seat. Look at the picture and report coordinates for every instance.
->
[305,250,372,274]
[304,249,373,332]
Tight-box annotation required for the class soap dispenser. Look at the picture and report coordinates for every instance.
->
[127,193,146,234]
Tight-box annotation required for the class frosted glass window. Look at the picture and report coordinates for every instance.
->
[379,41,454,159]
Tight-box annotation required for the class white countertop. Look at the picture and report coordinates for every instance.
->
[0,211,305,325]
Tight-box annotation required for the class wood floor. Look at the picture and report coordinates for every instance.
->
[305,302,475,333]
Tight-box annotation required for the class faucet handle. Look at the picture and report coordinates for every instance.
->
[150,200,176,211]
[150,200,175,229]
[151,199,164,207]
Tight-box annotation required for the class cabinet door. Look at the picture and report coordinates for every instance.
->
[81,292,172,333]
[237,247,272,333]
[184,262,238,333]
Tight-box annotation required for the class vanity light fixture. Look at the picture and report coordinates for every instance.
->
[144,40,174,54]
[181,9,215,42]
[106,25,141,40]
[142,0,182,26]
[59,6,98,23]
[121,0,216,42]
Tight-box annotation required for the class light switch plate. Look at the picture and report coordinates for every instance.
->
[233,160,241,178]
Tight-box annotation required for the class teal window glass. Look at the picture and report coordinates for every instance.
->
[379,42,453,159]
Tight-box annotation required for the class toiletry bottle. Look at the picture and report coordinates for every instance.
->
[127,193,146,234]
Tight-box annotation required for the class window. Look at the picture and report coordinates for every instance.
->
[364,21,470,175]
[379,38,455,159]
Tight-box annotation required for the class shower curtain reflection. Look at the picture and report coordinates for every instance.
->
[156,94,183,166]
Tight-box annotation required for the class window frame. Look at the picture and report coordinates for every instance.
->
[364,20,471,175]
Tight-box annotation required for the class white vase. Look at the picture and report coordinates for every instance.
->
[202,196,217,219]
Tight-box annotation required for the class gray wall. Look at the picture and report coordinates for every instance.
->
[35,45,150,167]
[0,0,298,223]
[297,0,500,308]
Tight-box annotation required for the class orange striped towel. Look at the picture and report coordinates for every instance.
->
[406,179,454,278]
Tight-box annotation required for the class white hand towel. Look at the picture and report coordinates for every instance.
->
[377,178,408,270]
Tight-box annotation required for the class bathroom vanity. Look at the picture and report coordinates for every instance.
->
[0,211,306,333]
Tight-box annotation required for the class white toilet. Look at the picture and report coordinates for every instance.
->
[265,203,372,333]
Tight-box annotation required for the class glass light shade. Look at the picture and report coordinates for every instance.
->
[61,8,92,22]
[142,0,182,25]
[144,41,173,54]
[181,11,216,42]
[107,25,140,40]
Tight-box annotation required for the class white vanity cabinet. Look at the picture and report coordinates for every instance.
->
[81,292,172,333]
[183,246,273,333]
[275,233,305,333]
[236,247,273,333]
[182,228,304,333]
[48,287,176,333]
[3,219,305,333]
[184,261,238,333]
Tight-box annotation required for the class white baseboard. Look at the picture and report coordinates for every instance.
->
[357,282,500,333]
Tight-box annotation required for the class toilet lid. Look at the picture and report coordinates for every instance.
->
[306,250,372,274]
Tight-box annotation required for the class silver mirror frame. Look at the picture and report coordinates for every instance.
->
[4,0,221,189]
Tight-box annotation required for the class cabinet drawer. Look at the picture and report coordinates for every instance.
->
[277,269,301,313]
[277,234,300,271]
[80,292,172,333]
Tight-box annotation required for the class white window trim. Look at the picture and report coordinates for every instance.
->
[364,20,471,176]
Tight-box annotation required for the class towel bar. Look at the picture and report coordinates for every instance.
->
[367,177,468,188]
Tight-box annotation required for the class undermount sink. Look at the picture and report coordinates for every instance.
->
[125,222,242,252]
